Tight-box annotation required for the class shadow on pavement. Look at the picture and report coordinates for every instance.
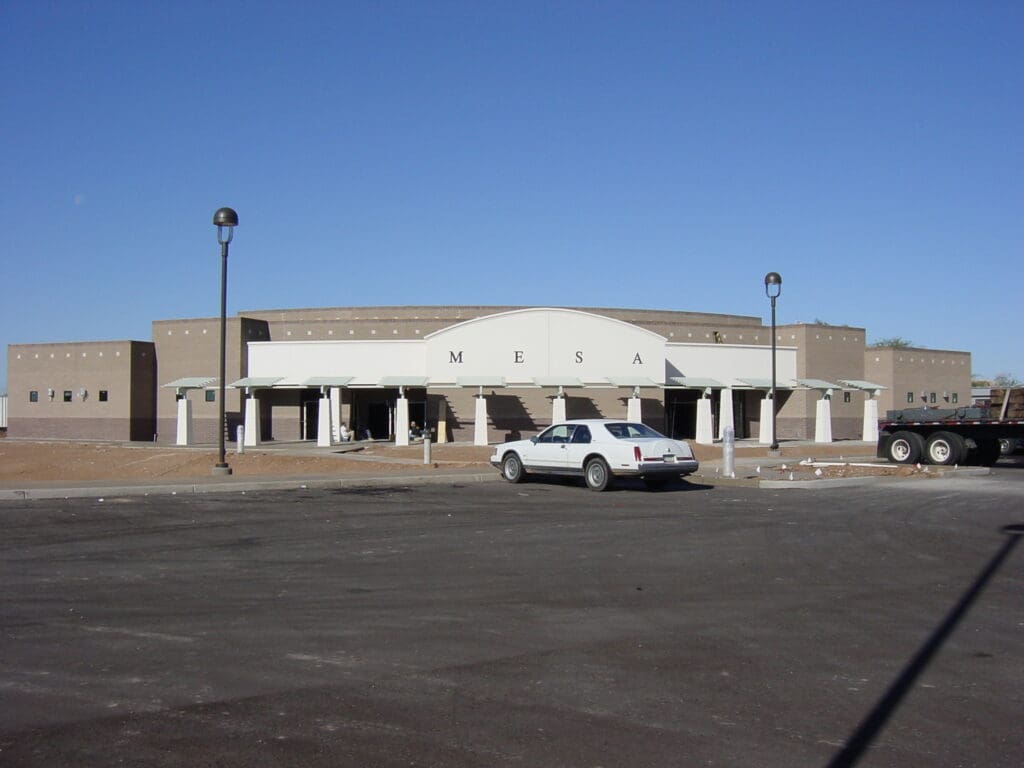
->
[825,523,1024,768]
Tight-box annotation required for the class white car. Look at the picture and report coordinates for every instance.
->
[490,419,699,491]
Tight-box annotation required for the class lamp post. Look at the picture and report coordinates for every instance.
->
[213,207,238,475]
[764,271,782,451]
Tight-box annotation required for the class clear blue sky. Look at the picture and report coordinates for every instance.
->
[2,1,1021,392]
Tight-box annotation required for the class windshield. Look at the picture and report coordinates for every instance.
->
[604,422,665,439]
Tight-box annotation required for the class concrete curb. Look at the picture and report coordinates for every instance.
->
[758,466,991,489]
[0,472,501,502]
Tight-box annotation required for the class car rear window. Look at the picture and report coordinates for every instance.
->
[605,422,662,439]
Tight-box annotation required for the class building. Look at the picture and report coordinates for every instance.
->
[6,305,971,446]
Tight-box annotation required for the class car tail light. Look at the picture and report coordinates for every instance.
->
[634,445,643,462]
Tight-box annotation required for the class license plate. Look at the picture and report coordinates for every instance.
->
[663,454,677,463]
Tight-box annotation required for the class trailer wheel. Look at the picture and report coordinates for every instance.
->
[925,431,965,466]
[887,431,924,464]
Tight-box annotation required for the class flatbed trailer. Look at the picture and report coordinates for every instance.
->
[877,390,1024,466]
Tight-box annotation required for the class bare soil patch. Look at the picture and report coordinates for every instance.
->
[0,441,492,486]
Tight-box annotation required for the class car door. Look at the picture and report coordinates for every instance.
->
[524,424,574,469]
[563,424,593,471]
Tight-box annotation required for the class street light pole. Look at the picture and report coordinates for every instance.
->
[764,271,782,451]
[213,207,238,476]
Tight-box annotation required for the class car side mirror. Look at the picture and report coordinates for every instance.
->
[530,436,538,444]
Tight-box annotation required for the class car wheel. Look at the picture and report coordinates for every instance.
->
[999,438,1015,456]
[584,457,611,492]
[925,431,965,466]
[887,431,924,464]
[501,453,525,483]
[642,475,670,491]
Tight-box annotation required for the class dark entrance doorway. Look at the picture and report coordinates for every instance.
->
[348,388,427,441]
[665,389,700,439]
[300,390,319,440]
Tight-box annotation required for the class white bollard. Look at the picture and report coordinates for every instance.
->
[423,431,432,464]
[236,425,245,454]
[723,425,735,478]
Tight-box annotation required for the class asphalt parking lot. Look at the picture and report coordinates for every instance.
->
[1,467,1022,767]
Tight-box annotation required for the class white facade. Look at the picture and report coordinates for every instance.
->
[250,308,670,386]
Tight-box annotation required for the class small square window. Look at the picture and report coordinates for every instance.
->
[906,392,914,404]
[843,391,851,403]
[63,391,72,402]
[951,393,958,404]
[929,392,936,404]
[99,390,108,402]
[205,390,216,402]
[29,390,39,402]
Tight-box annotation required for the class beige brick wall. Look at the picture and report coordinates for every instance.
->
[866,347,972,415]
[6,340,155,440]
[152,317,268,444]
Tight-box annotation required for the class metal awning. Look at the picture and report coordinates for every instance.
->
[456,376,506,387]
[533,376,582,388]
[794,378,843,390]
[163,377,216,389]
[303,376,354,387]
[840,379,888,390]
[230,377,283,389]
[736,378,795,390]
[666,376,725,389]
[379,376,429,387]
[163,377,216,390]
[607,376,660,388]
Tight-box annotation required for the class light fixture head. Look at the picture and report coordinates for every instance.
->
[764,271,782,298]
[213,207,239,245]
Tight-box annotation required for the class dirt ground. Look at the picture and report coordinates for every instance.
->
[0,440,493,485]
[0,435,885,485]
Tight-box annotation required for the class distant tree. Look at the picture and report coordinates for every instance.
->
[972,374,991,387]
[871,337,914,349]
[992,373,1022,387]
[814,318,831,326]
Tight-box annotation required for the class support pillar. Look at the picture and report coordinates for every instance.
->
[552,386,566,425]
[395,392,410,447]
[759,396,774,445]
[175,396,193,446]
[626,387,641,423]
[243,394,260,447]
[436,398,448,444]
[317,393,333,447]
[474,392,489,446]
[815,391,833,443]
[695,394,714,445]
[718,388,735,440]
[862,393,879,444]
[330,387,342,442]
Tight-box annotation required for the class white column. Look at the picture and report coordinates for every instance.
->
[243,395,261,447]
[474,395,489,446]
[862,394,879,443]
[815,392,834,443]
[552,394,566,424]
[317,394,333,447]
[695,396,714,444]
[175,397,193,446]
[436,398,448,444]
[718,388,735,440]
[330,387,342,442]
[395,394,410,447]
[758,396,774,445]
